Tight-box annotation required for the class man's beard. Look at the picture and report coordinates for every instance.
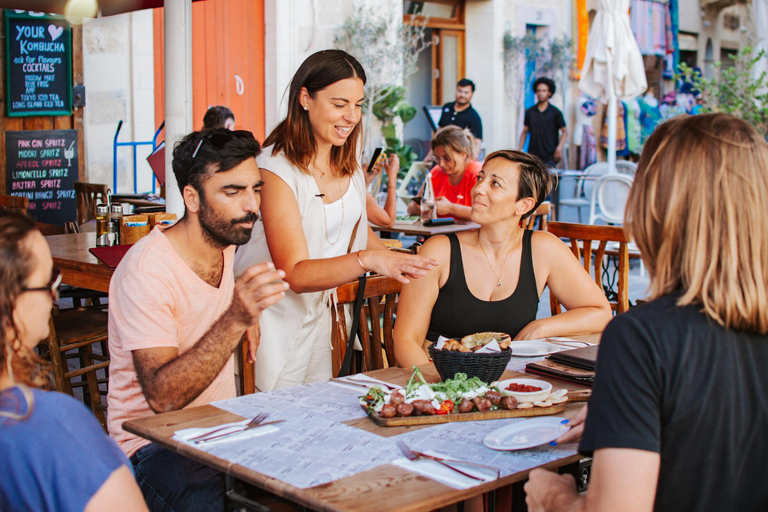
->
[198,198,258,248]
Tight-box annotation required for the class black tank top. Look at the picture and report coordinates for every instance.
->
[426,231,539,341]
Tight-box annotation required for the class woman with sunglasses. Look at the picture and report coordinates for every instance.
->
[235,50,438,391]
[0,209,147,511]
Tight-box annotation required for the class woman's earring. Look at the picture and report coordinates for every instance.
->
[303,105,308,111]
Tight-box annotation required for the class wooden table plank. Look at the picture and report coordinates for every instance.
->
[46,232,114,293]
[123,359,597,512]
[374,219,480,237]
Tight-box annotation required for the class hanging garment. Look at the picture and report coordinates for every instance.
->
[600,101,627,152]
[639,95,662,149]
[580,125,598,170]
[625,97,642,155]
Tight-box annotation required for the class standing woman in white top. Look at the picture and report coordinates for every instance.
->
[235,50,438,391]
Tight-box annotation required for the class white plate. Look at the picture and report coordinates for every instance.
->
[508,340,560,357]
[483,417,570,451]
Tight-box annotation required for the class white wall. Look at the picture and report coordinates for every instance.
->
[81,10,155,194]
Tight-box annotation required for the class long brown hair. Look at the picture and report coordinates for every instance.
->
[0,209,49,392]
[264,49,366,178]
[626,113,768,333]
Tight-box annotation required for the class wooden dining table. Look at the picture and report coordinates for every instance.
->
[124,362,595,512]
[46,232,113,293]
[374,219,480,238]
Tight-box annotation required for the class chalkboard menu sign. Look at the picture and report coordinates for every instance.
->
[6,130,78,225]
[4,10,72,117]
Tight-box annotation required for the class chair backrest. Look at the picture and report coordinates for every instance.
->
[547,221,631,315]
[588,174,634,225]
[74,182,109,224]
[0,194,29,212]
[580,162,611,201]
[331,275,403,375]
[522,201,552,231]
[397,161,428,200]
[615,160,638,177]
[45,308,110,430]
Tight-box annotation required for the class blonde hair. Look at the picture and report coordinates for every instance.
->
[626,114,768,333]
[431,125,476,161]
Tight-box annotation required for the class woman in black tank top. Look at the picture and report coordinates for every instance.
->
[393,150,612,368]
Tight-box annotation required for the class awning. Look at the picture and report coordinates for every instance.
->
[1,0,203,17]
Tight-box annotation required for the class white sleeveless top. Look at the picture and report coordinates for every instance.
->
[322,179,362,258]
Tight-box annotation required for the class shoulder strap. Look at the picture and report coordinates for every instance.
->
[338,275,367,377]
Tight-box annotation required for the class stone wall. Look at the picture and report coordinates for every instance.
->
[81,10,155,194]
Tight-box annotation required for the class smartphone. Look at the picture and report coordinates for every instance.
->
[365,147,384,175]
[423,217,455,226]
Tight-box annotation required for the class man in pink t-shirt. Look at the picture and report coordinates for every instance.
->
[107,129,287,512]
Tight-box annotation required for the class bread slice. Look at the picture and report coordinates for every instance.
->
[460,332,512,350]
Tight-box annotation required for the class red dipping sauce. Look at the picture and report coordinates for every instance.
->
[506,383,543,392]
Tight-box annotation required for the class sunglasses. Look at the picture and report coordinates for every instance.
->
[22,267,62,302]
[191,130,256,160]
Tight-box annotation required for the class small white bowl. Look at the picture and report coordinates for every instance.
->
[494,378,552,403]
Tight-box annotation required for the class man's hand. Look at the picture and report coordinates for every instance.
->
[554,147,563,164]
[525,469,582,512]
[435,196,454,217]
[245,324,260,363]
[229,262,288,329]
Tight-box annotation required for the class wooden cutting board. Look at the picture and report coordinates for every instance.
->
[368,403,566,427]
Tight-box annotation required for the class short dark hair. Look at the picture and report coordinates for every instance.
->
[202,106,235,130]
[533,77,556,95]
[172,129,261,195]
[457,78,475,92]
[483,150,556,219]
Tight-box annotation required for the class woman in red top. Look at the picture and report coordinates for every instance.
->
[408,125,481,220]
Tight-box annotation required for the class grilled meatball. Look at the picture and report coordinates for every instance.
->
[379,403,397,418]
[485,390,502,406]
[390,390,405,405]
[457,398,475,413]
[473,397,492,413]
[396,403,414,417]
[411,399,436,415]
[500,396,518,410]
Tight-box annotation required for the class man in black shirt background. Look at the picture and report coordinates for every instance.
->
[438,78,483,156]
[519,77,567,167]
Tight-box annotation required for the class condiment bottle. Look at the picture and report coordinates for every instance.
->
[95,204,110,247]
[110,203,124,245]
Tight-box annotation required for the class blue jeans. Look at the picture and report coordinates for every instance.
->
[130,443,226,512]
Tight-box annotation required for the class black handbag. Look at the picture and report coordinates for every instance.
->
[337,275,366,377]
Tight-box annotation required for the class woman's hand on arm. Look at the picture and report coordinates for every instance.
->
[515,232,612,340]
[366,192,396,228]
[393,236,447,367]
[524,448,659,512]
[359,233,440,285]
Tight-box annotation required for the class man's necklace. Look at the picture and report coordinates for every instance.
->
[476,231,521,287]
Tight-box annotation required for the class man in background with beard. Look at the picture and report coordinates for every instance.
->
[107,129,288,512]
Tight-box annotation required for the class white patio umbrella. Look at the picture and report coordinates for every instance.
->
[578,0,646,174]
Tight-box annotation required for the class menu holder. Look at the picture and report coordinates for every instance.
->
[148,212,177,229]
[547,345,599,371]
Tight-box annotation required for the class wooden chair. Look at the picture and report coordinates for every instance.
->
[44,307,110,430]
[74,182,108,224]
[0,194,29,212]
[522,201,553,231]
[547,221,631,315]
[331,275,403,375]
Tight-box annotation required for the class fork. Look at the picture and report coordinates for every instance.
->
[188,412,268,442]
[395,440,498,481]
[194,420,285,444]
